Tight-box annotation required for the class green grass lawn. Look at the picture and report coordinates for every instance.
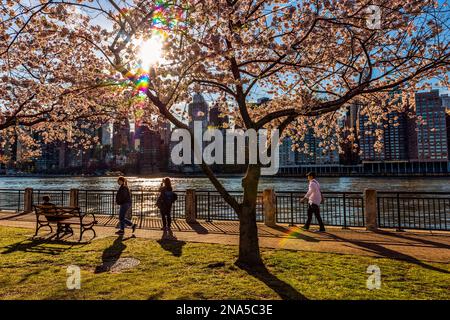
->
[0,226,448,300]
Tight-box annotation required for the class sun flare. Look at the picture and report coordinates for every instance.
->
[137,35,164,70]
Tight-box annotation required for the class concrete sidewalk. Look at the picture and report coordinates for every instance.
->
[0,210,449,263]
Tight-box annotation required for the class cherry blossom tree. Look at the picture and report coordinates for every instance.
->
[0,1,125,162]
[2,0,449,267]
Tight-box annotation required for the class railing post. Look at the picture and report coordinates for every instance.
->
[139,190,144,229]
[290,192,294,226]
[364,189,378,231]
[396,193,404,232]
[23,188,33,213]
[263,189,277,227]
[185,189,197,223]
[207,191,211,222]
[342,193,349,229]
[111,191,115,216]
[17,190,22,212]
[69,189,79,208]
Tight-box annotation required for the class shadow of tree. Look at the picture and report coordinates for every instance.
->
[374,230,450,250]
[1,235,82,255]
[328,233,449,274]
[237,262,307,300]
[187,222,209,234]
[157,230,186,257]
[94,235,134,273]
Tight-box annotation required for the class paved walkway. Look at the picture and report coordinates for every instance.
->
[0,210,449,263]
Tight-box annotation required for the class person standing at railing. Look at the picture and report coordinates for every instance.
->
[115,176,137,236]
[157,177,178,231]
[301,172,326,232]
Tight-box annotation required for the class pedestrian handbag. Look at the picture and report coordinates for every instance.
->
[125,205,132,219]
[156,195,163,209]
[126,190,133,219]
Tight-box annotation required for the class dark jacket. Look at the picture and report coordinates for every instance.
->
[157,186,177,212]
[116,185,132,205]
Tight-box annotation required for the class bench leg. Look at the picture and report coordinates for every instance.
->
[79,225,96,242]
[56,223,62,240]
[34,222,52,238]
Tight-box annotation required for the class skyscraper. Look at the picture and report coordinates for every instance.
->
[137,125,162,174]
[188,93,209,131]
[413,90,448,161]
[208,105,229,129]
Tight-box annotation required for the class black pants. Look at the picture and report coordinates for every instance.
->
[161,208,172,229]
[304,204,325,230]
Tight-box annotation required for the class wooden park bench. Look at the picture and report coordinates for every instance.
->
[33,205,97,241]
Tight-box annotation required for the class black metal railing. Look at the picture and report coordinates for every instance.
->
[275,191,365,227]
[195,191,263,222]
[0,189,23,212]
[33,190,70,207]
[0,188,448,231]
[377,192,450,231]
[77,189,186,220]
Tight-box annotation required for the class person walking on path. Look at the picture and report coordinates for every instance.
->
[157,178,178,231]
[115,176,137,235]
[301,172,326,232]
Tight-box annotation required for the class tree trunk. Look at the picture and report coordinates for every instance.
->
[236,164,263,267]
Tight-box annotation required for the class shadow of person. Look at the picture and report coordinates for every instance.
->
[157,230,186,257]
[95,235,132,273]
[236,262,307,300]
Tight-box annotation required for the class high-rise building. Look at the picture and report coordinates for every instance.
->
[112,118,131,156]
[340,103,360,165]
[440,94,450,155]
[101,121,113,146]
[358,108,410,161]
[208,105,229,129]
[383,112,409,161]
[188,93,209,131]
[413,90,448,161]
[137,125,162,174]
[358,113,386,161]
[279,136,296,167]
[183,93,209,173]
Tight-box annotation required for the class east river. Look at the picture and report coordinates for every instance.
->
[0,176,449,192]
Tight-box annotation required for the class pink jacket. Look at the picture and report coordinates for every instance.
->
[304,179,322,205]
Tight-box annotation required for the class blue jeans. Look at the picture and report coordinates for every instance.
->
[119,202,133,230]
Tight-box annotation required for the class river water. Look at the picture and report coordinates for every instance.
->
[0,176,449,192]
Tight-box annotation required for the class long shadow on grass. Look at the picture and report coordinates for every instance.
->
[374,230,450,250]
[237,263,307,300]
[328,233,449,274]
[157,230,186,257]
[1,235,83,255]
[95,235,134,273]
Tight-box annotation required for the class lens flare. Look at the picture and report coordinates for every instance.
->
[278,226,304,247]
[116,2,185,98]
[138,34,164,70]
